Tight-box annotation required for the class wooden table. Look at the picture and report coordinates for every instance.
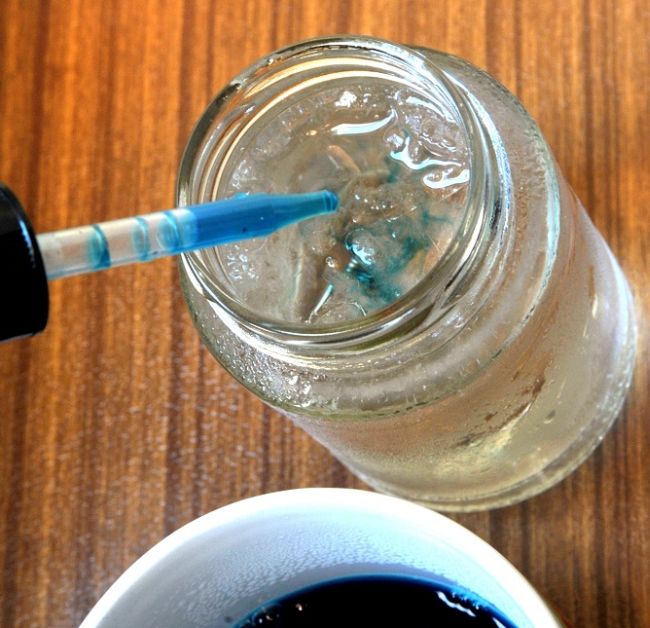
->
[1,2,648,626]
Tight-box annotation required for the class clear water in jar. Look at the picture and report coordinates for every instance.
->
[214,79,470,325]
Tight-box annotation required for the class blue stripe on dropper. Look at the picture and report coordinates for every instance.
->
[89,224,112,270]
[161,211,182,253]
[133,216,151,261]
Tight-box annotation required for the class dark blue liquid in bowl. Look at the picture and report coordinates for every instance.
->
[232,574,517,627]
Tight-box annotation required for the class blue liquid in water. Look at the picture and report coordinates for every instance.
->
[215,80,470,326]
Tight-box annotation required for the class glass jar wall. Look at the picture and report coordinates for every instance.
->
[178,37,635,510]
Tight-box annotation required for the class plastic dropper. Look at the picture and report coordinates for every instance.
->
[0,182,338,342]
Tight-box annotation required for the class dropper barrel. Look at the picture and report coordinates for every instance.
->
[37,191,337,280]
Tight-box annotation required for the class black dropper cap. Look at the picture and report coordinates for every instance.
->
[0,183,49,342]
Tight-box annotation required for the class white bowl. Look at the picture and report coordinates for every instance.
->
[81,488,563,627]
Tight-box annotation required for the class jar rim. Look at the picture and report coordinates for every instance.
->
[177,35,497,348]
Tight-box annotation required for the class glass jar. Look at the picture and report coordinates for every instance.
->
[177,36,636,511]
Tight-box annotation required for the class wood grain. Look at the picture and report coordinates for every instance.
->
[0,1,648,626]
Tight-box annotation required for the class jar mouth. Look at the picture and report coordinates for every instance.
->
[178,36,495,347]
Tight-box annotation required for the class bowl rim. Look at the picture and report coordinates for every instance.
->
[81,488,563,627]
